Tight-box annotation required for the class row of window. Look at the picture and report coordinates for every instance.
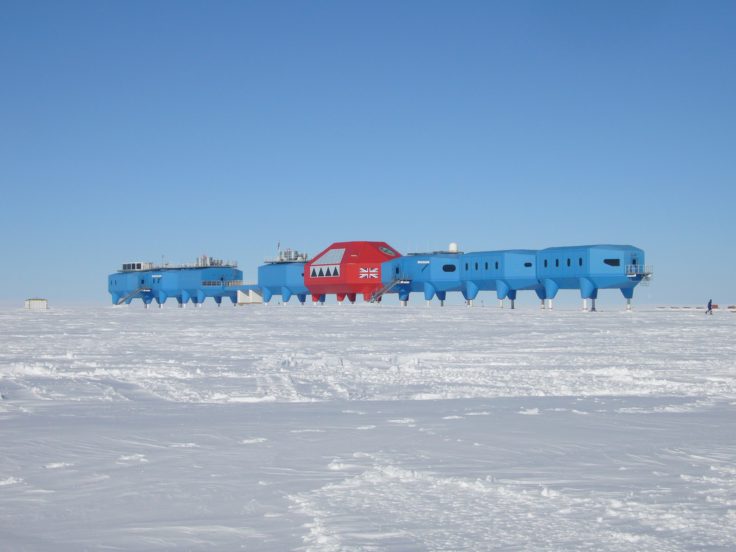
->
[399,260,540,274]
[466,261,498,271]
[541,258,622,268]
[543,258,583,268]
[422,258,624,274]
[437,260,535,273]
[462,261,536,272]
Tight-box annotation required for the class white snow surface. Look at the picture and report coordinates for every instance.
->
[1,305,734,550]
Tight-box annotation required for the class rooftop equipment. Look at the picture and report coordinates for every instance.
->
[266,248,309,264]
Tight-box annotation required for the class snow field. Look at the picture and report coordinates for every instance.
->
[2,306,735,405]
[1,306,735,550]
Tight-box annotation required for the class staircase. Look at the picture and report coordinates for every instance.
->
[116,287,151,305]
[369,279,408,303]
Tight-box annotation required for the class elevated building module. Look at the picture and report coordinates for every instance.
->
[304,241,401,303]
[536,245,647,310]
[258,249,310,304]
[382,249,463,305]
[108,255,248,307]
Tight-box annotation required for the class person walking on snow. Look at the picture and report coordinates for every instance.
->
[706,299,713,315]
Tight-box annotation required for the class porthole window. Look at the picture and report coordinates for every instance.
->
[395,267,399,275]
[495,261,499,270]
[604,258,621,267]
[555,259,559,268]
[579,258,583,267]
[485,262,488,270]
[443,264,457,272]
[465,263,469,270]
[567,258,571,267]
[475,262,478,270]
[544,259,548,268]
[524,262,532,267]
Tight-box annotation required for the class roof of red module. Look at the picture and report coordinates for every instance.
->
[304,241,401,297]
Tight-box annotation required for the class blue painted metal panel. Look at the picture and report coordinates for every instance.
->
[536,245,646,299]
[382,254,463,301]
[459,250,541,300]
[257,262,309,303]
[108,266,243,305]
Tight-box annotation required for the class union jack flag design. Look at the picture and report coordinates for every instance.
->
[359,267,379,279]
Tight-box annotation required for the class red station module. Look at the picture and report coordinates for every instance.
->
[304,241,401,303]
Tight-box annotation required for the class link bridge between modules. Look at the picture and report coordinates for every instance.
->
[202,280,246,287]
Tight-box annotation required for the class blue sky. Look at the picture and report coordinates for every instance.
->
[1,1,734,305]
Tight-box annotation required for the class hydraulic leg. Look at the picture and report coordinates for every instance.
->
[621,288,635,311]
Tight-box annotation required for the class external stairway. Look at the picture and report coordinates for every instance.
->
[116,287,151,305]
[369,278,410,303]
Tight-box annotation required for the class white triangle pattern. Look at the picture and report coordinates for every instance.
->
[310,264,340,278]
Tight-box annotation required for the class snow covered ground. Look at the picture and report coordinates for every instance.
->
[1,305,734,550]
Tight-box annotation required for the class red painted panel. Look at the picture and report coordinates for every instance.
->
[304,241,401,300]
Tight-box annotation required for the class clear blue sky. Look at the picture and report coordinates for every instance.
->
[1,1,734,305]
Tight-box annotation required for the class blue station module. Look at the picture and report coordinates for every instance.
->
[257,249,310,304]
[536,245,645,304]
[108,256,250,307]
